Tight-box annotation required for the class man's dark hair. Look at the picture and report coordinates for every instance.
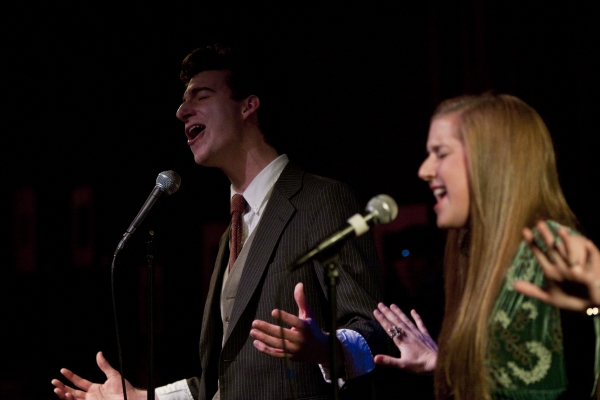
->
[180,43,280,149]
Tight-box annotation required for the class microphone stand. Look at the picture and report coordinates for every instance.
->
[145,229,156,400]
[322,253,341,400]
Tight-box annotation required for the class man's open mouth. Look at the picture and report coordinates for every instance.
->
[187,125,206,141]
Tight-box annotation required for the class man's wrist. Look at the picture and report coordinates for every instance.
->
[135,389,151,400]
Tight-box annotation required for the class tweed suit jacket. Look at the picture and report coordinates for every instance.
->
[187,162,388,400]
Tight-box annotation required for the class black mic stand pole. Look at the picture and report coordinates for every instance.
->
[145,229,156,400]
[323,253,341,400]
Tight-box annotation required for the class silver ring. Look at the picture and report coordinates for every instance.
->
[387,325,403,339]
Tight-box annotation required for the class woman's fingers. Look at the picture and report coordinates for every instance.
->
[410,309,431,336]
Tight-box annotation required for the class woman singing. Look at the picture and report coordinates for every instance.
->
[374,93,599,399]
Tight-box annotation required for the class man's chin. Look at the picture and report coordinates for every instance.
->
[192,151,209,166]
[193,154,220,169]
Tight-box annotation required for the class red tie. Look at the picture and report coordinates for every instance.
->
[229,194,247,270]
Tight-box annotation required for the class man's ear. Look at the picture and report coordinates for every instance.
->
[242,95,260,119]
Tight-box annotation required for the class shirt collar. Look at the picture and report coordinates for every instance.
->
[230,154,289,215]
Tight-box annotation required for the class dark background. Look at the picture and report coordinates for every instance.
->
[1,2,598,399]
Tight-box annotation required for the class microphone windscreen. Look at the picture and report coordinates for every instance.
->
[156,170,181,195]
[366,194,398,225]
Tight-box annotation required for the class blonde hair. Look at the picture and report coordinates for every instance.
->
[432,93,577,399]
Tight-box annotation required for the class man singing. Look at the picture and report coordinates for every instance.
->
[52,43,389,400]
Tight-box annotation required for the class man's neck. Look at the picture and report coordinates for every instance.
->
[226,146,279,193]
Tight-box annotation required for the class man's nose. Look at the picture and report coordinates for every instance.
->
[176,102,193,122]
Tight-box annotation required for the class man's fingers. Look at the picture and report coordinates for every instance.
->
[51,380,73,400]
[52,387,69,400]
[250,323,300,351]
[60,368,93,392]
[96,351,120,380]
[294,282,314,320]
[52,380,85,400]
[51,378,66,390]
[252,319,288,338]
[270,308,306,330]
[250,330,283,350]
[252,340,287,358]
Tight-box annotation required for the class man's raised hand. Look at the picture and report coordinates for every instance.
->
[51,351,146,400]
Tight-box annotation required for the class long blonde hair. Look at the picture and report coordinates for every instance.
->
[432,93,577,399]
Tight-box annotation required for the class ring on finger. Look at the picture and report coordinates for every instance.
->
[570,259,582,268]
[387,325,404,340]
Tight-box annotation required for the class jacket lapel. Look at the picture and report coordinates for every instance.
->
[199,225,230,365]
[223,163,304,344]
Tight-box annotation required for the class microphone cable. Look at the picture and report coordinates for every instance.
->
[111,254,129,400]
[110,170,181,400]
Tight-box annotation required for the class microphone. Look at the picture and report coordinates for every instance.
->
[114,170,181,255]
[293,194,398,267]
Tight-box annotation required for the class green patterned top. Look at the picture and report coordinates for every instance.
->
[487,221,599,399]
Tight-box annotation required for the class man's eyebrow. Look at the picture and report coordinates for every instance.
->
[182,86,216,101]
